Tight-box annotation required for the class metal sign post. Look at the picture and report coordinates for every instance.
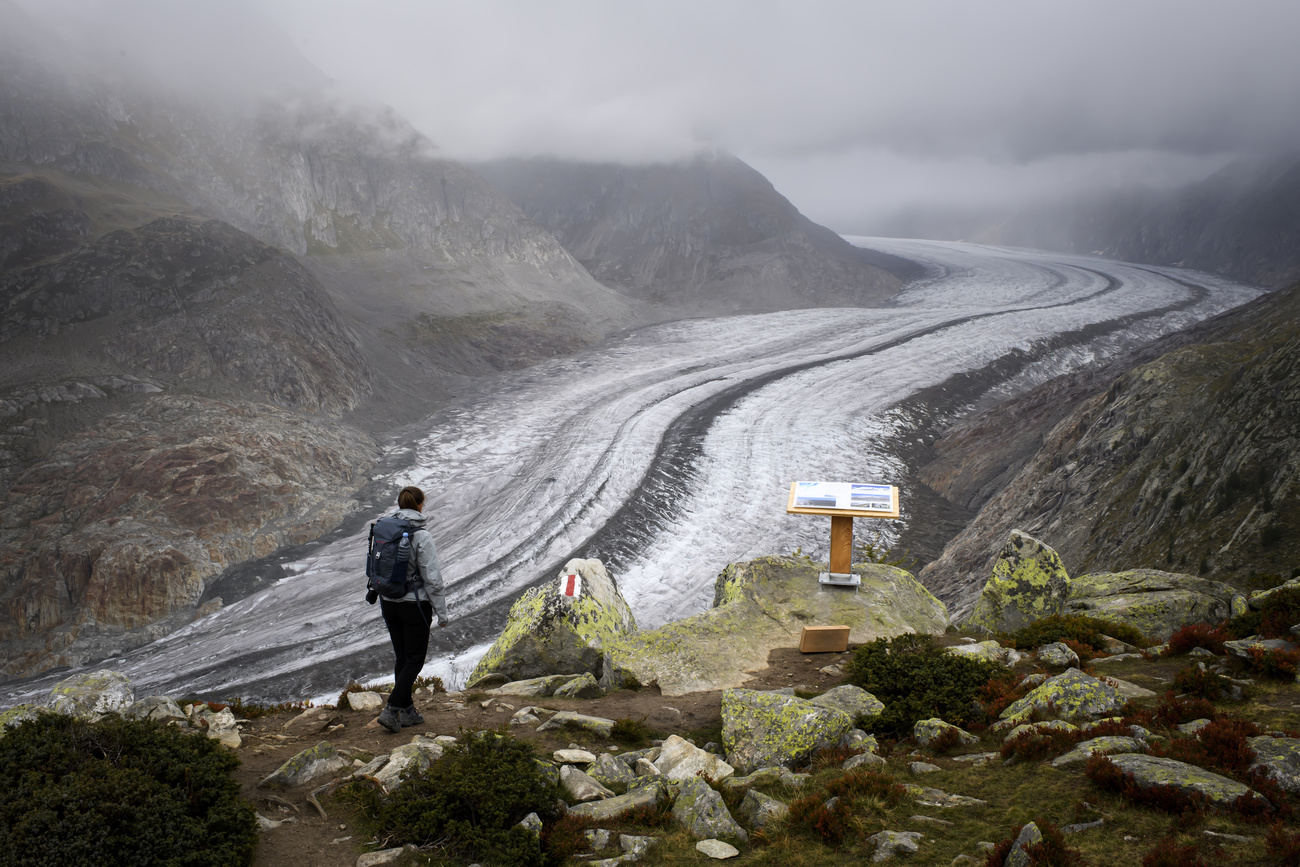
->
[785,480,901,587]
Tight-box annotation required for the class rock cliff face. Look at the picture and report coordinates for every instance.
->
[477,154,904,314]
[921,281,1300,617]
[0,394,376,677]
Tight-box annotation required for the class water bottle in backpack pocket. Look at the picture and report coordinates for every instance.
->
[365,516,419,603]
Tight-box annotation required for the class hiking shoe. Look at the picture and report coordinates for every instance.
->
[377,705,401,733]
[397,705,425,728]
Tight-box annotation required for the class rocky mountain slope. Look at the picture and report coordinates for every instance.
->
[477,154,907,315]
[919,280,1300,617]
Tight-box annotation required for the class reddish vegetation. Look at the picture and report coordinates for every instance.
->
[1150,717,1261,772]
[983,820,1088,867]
[1140,836,1221,867]
[1266,823,1300,867]
[1165,623,1229,656]
[1084,754,1209,816]
[1245,646,1300,679]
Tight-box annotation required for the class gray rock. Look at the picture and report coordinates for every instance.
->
[997,669,1124,728]
[569,781,666,821]
[914,718,979,749]
[45,670,134,717]
[259,742,349,789]
[619,834,658,858]
[844,729,880,752]
[868,830,923,862]
[1050,736,1146,767]
[654,734,735,782]
[537,711,616,738]
[1104,677,1158,700]
[351,755,390,779]
[1189,647,1216,658]
[721,767,784,793]
[1061,819,1104,834]
[585,828,616,850]
[346,691,385,713]
[671,777,748,843]
[1037,642,1080,668]
[809,684,885,723]
[1177,719,1213,734]
[952,752,999,766]
[910,761,942,775]
[560,765,614,803]
[721,688,852,773]
[946,640,1023,667]
[1224,637,1299,661]
[517,812,542,834]
[0,704,40,734]
[633,757,660,777]
[1005,822,1043,867]
[195,706,242,749]
[738,789,789,828]
[844,752,888,770]
[553,748,598,765]
[589,752,638,790]
[552,672,604,699]
[372,742,445,790]
[695,839,740,859]
[964,530,1071,634]
[356,849,410,867]
[124,696,187,725]
[1066,570,1239,642]
[490,674,586,697]
[282,706,340,734]
[464,672,509,690]
[903,784,987,808]
[1105,754,1264,810]
[1003,720,1079,742]
[1247,737,1300,793]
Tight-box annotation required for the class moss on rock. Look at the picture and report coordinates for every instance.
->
[1065,569,1238,641]
[721,688,852,774]
[997,668,1124,728]
[965,530,1070,634]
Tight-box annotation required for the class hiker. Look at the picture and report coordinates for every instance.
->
[374,485,448,733]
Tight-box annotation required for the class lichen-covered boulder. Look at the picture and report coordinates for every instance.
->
[1005,822,1044,867]
[489,674,587,697]
[124,696,188,725]
[809,685,884,725]
[1065,570,1239,641]
[560,765,614,803]
[1037,642,1080,668]
[997,668,1124,728]
[1049,736,1146,767]
[1104,754,1266,811]
[738,789,788,829]
[259,741,349,789]
[568,780,667,820]
[0,704,40,734]
[44,669,134,717]
[870,830,923,862]
[470,558,636,684]
[671,777,748,843]
[721,688,853,774]
[1248,578,1300,609]
[1248,737,1300,794]
[552,672,603,699]
[964,531,1070,634]
[654,734,735,782]
[914,718,978,749]
[946,640,1024,667]
[1224,637,1299,661]
[589,752,637,791]
[373,742,445,790]
[607,556,948,695]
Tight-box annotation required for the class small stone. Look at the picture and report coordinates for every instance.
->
[910,761,942,775]
[537,711,616,738]
[346,692,385,713]
[1037,642,1080,668]
[620,834,658,857]
[911,815,952,826]
[738,789,789,829]
[585,828,616,849]
[1203,830,1252,843]
[695,839,740,859]
[952,752,998,765]
[1061,819,1104,834]
[560,765,614,803]
[553,749,598,765]
[356,848,409,867]
[654,734,735,782]
[868,830,923,862]
[672,777,747,842]
[914,718,979,749]
[283,707,340,734]
[1189,647,1216,658]
[844,752,888,770]
[516,812,542,834]
[259,742,348,789]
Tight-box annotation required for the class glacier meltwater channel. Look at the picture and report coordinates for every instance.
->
[0,239,1265,704]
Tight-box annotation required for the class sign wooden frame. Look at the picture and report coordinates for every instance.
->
[785,481,901,586]
[785,482,900,519]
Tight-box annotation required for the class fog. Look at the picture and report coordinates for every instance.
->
[10,0,1300,231]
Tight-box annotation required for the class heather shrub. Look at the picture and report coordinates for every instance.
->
[846,633,1008,737]
[984,820,1089,867]
[786,769,906,845]
[1224,586,1300,640]
[1170,664,1237,701]
[1164,623,1229,656]
[1244,646,1300,679]
[1000,726,1082,764]
[1151,717,1260,773]
[609,717,656,747]
[1085,754,1208,816]
[1002,614,1148,656]
[1266,823,1300,867]
[359,731,562,867]
[0,713,257,866]
[1140,836,1219,867]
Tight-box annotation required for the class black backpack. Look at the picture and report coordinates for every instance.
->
[365,515,420,603]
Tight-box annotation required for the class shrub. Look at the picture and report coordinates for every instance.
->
[1140,836,1219,867]
[1164,623,1229,656]
[609,717,656,747]
[361,731,562,867]
[845,634,1008,737]
[1151,717,1260,773]
[1000,726,1082,764]
[1001,614,1149,657]
[787,769,905,845]
[413,674,445,692]
[1266,823,1300,867]
[0,713,257,866]
[1085,755,1207,816]
[1170,665,1236,701]
[1244,646,1300,679]
[1224,587,1300,640]
[983,820,1089,867]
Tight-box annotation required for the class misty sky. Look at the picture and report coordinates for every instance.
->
[16,0,1300,232]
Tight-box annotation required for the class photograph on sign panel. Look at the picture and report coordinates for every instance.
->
[850,484,894,512]
[793,481,840,508]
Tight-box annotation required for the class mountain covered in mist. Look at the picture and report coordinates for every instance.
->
[876,154,1300,289]
[478,155,908,315]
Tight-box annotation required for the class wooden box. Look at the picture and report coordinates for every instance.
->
[799,625,850,653]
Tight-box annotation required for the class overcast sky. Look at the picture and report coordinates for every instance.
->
[17,0,1300,232]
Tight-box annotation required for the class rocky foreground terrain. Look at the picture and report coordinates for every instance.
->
[3,548,1298,867]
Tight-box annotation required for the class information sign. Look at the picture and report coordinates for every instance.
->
[786,481,899,518]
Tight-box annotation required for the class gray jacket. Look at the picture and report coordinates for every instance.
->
[389,508,448,626]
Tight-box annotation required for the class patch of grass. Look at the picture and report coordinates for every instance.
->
[1002,615,1149,656]
[609,717,657,748]
[413,674,446,692]
[785,769,906,846]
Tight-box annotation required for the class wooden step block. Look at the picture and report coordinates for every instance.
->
[799,625,850,653]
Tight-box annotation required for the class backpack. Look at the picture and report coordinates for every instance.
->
[365,515,421,603]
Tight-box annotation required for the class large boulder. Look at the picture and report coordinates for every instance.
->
[469,558,636,684]
[1064,570,1241,641]
[997,668,1124,728]
[44,670,134,717]
[653,735,735,782]
[606,556,948,695]
[671,777,748,843]
[721,688,853,774]
[964,531,1070,634]
[1104,754,1266,811]
[1248,737,1300,794]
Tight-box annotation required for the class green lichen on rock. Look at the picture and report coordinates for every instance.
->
[469,558,636,684]
[997,668,1124,727]
[1248,737,1300,794]
[258,741,347,789]
[721,688,852,774]
[608,556,948,695]
[965,530,1071,634]
[0,704,40,735]
[1065,569,1238,641]
[44,670,135,718]
[1106,754,1263,811]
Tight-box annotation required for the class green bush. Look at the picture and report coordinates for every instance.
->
[0,713,257,867]
[360,731,561,867]
[1001,614,1148,654]
[609,717,656,747]
[845,633,1007,737]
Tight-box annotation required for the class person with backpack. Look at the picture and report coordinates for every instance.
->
[366,485,448,733]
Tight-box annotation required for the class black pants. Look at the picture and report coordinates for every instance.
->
[381,599,432,708]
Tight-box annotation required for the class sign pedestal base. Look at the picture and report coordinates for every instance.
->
[818,571,861,588]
